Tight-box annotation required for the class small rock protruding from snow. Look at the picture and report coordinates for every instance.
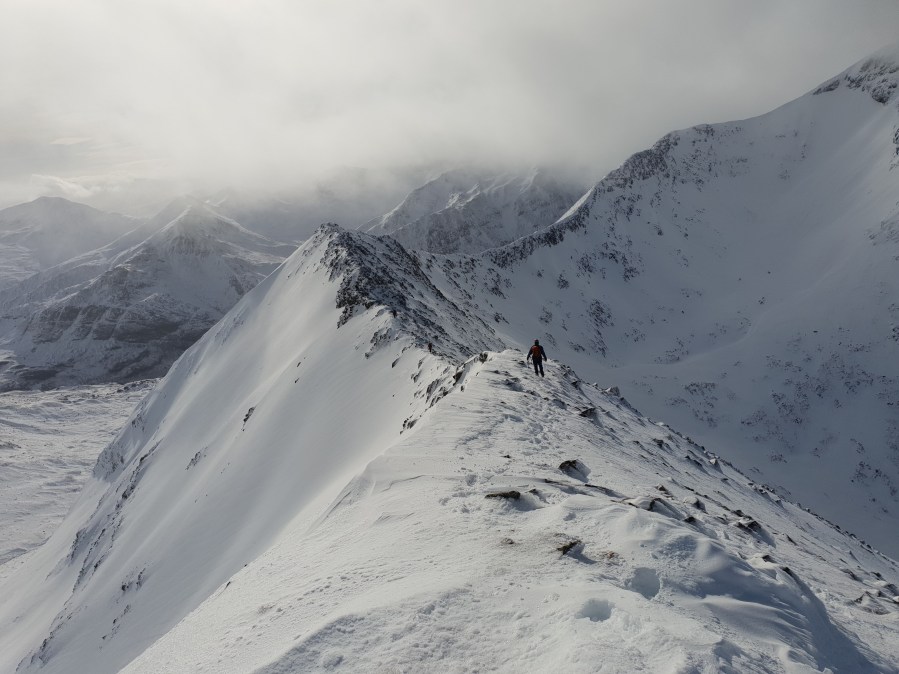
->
[556,539,581,556]
[485,490,521,500]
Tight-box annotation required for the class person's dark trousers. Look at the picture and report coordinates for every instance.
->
[532,358,544,376]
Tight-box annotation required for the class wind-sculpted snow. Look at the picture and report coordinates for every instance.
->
[127,359,897,672]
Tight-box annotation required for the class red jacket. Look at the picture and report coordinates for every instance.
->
[527,344,547,361]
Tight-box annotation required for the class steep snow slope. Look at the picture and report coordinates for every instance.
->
[0,380,154,570]
[0,203,294,390]
[362,169,585,254]
[0,198,139,290]
[417,47,899,558]
[0,226,896,673]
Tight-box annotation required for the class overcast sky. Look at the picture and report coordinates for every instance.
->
[2,0,898,212]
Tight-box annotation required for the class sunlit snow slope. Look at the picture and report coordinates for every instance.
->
[0,226,497,674]
[1,226,897,673]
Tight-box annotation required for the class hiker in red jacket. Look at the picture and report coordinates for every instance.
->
[526,339,548,376]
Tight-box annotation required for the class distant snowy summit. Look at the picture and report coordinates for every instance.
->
[813,44,899,104]
[0,197,138,289]
[361,168,587,254]
[0,201,293,390]
[198,165,428,243]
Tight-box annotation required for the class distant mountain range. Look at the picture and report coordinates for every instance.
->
[0,166,585,391]
[361,168,586,254]
[201,165,430,243]
[0,197,139,290]
[0,201,293,389]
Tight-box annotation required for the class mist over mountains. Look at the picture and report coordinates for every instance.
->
[0,198,139,290]
[1,43,899,673]
[0,163,580,390]
[360,169,586,254]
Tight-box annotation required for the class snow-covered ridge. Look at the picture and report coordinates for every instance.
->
[4,43,899,672]
[318,225,500,359]
[124,353,899,673]
[814,45,899,105]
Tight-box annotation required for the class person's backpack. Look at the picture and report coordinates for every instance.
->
[529,344,542,360]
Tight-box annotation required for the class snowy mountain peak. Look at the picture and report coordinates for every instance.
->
[2,141,899,666]
[306,224,501,360]
[814,42,899,104]
[148,203,289,257]
[0,203,294,390]
[0,197,138,288]
[3,286,898,672]
[4,43,899,672]
[361,168,587,254]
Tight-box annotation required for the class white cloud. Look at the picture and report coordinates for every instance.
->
[1,0,898,209]
[49,137,92,146]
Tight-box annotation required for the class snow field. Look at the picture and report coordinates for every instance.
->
[0,381,153,571]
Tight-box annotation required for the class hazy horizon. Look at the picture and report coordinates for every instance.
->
[2,0,899,214]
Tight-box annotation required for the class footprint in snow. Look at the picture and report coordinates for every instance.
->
[577,598,613,622]
[627,567,661,600]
